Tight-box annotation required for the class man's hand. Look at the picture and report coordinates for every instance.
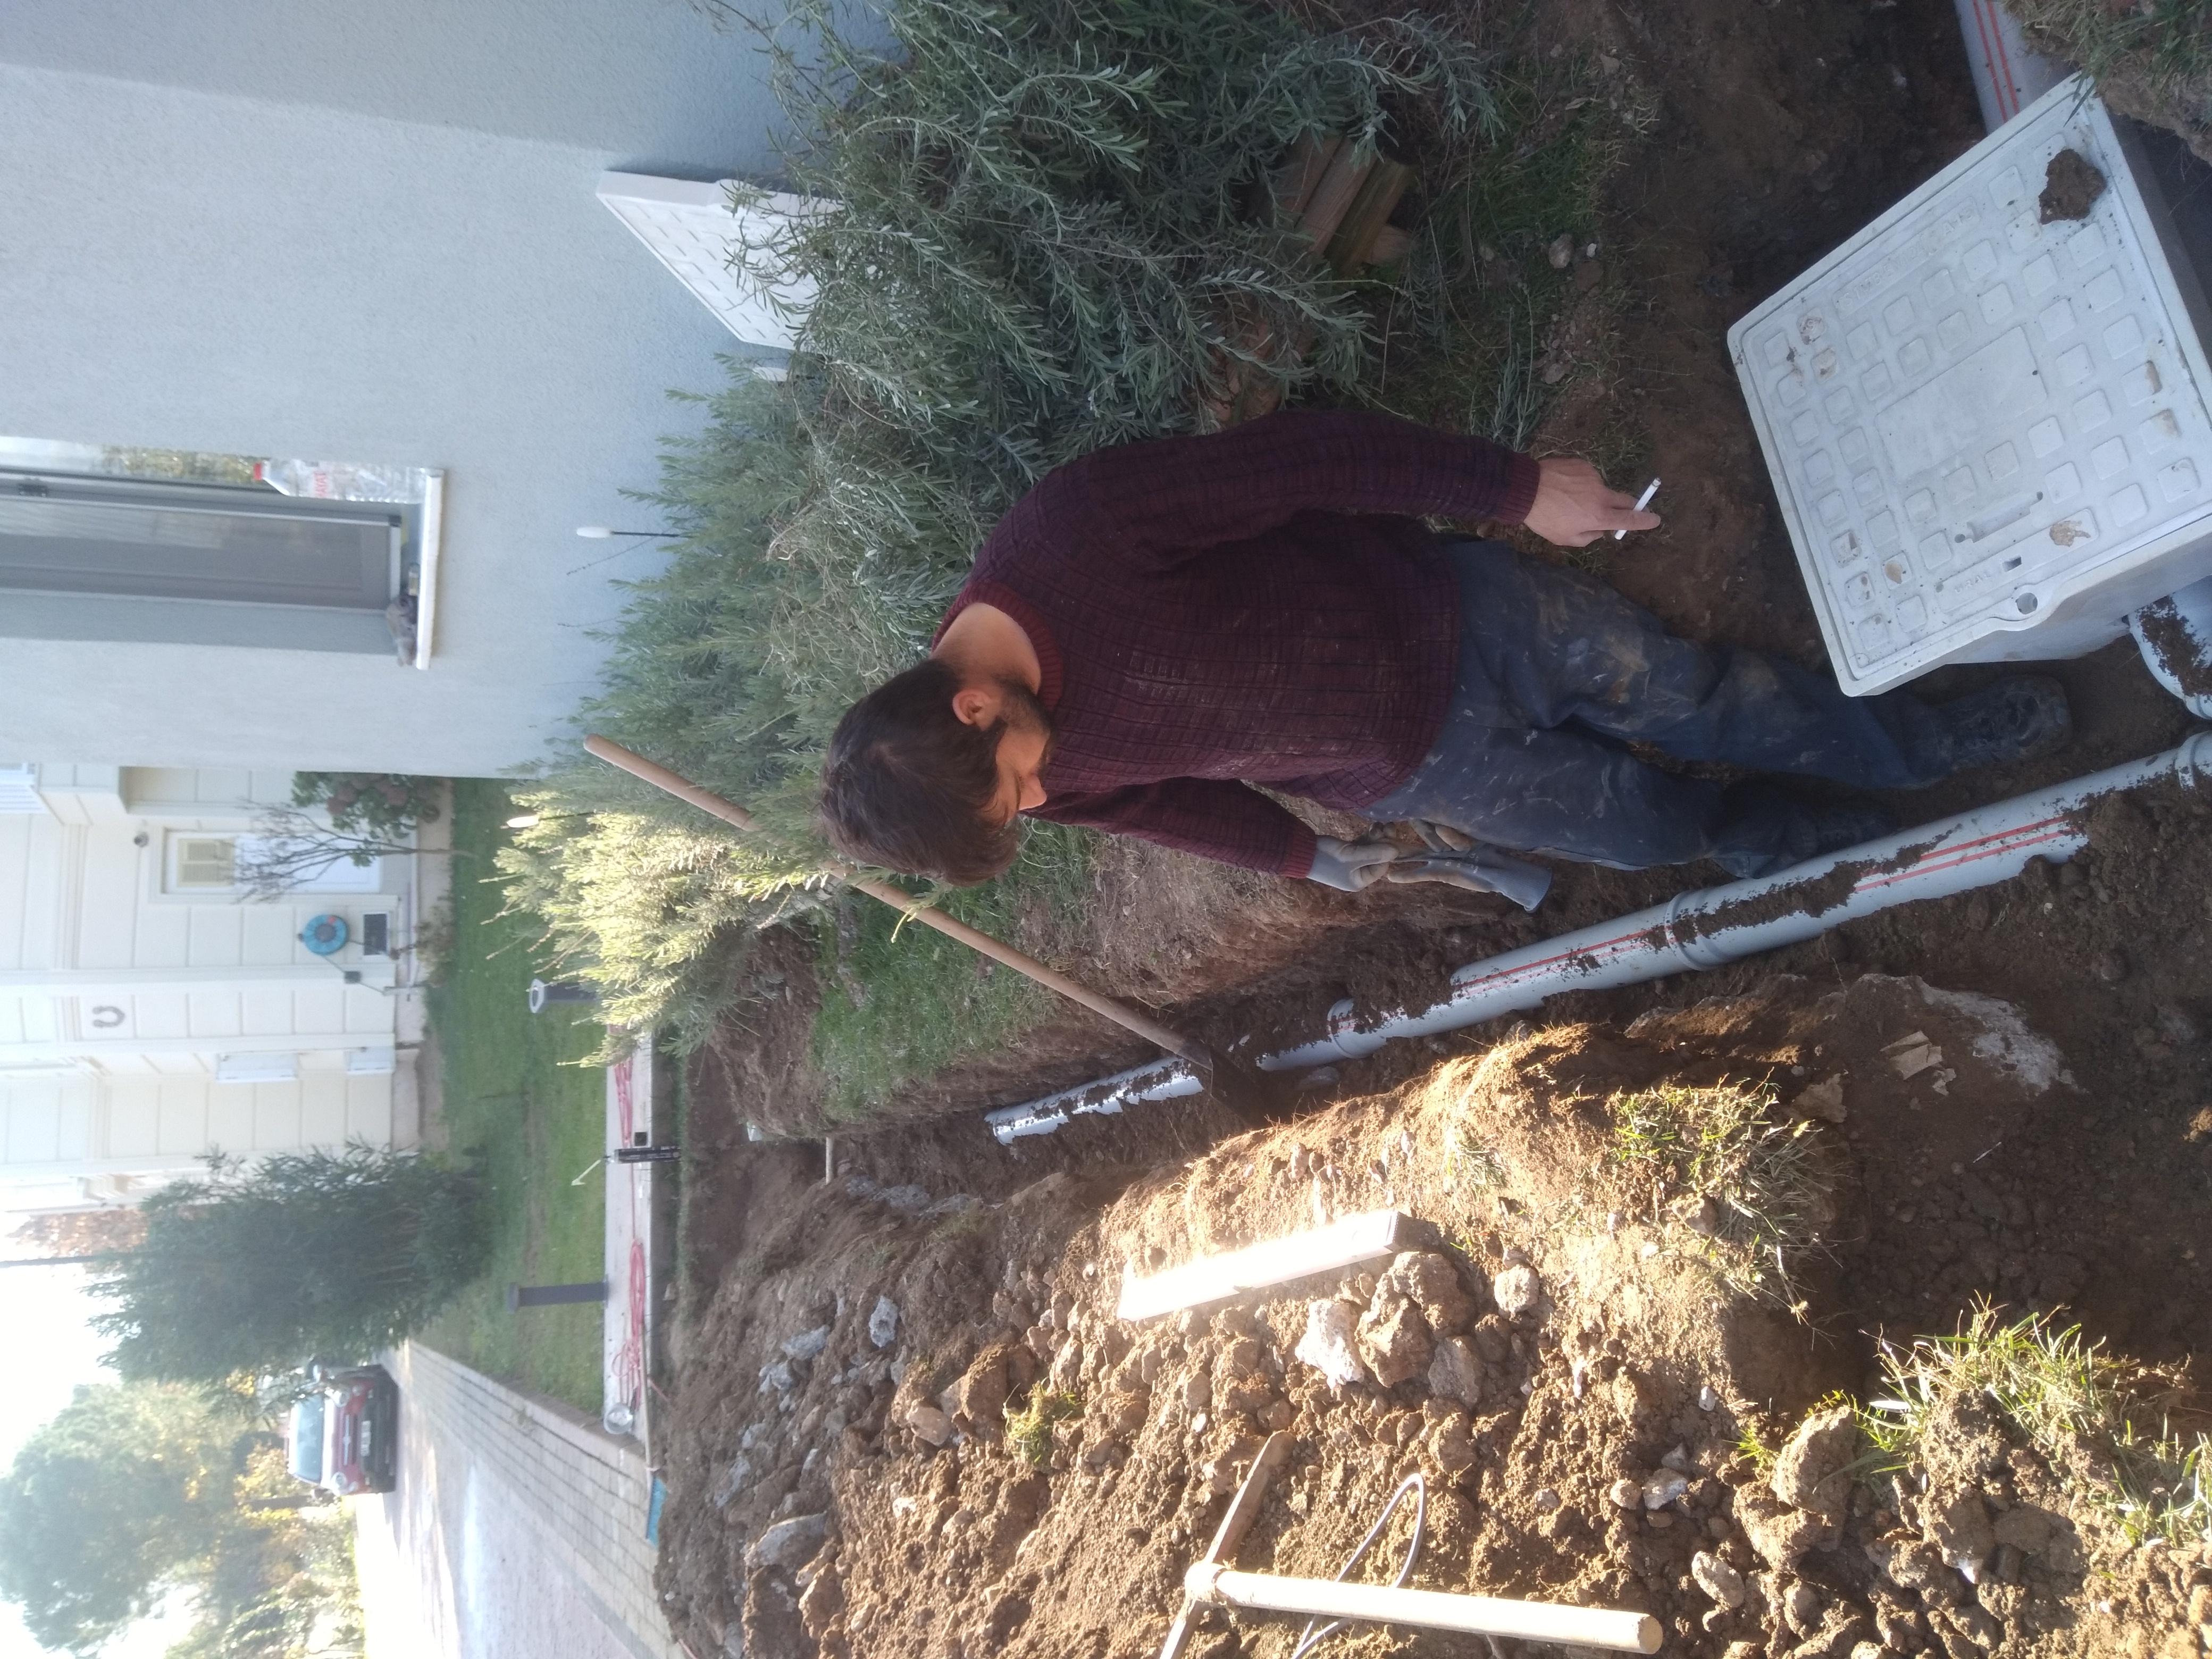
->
[1523,457,1661,547]
[1306,835,1402,892]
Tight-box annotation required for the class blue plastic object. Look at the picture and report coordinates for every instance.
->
[300,914,349,956]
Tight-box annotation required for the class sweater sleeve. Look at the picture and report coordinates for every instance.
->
[1028,780,1319,879]
[1059,408,1541,565]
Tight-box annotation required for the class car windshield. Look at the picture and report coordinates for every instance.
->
[288,1395,326,1483]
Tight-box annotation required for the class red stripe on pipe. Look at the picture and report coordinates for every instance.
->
[1988,0,2025,121]
[1967,0,2021,122]
[1854,825,2078,892]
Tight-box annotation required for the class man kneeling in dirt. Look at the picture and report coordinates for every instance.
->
[818,409,2070,909]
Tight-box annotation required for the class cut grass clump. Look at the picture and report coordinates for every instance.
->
[1004,1384,1084,1469]
[2017,1,2212,161]
[1863,1302,2212,1549]
[1608,1079,1833,1305]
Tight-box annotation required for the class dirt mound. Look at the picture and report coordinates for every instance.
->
[655,974,2200,1657]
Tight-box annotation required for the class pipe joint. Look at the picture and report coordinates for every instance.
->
[1322,997,1389,1060]
[1182,1561,1228,1603]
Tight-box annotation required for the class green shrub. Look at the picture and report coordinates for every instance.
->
[88,1146,486,1385]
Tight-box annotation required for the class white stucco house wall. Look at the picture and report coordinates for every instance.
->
[0,0,798,777]
[0,764,432,1212]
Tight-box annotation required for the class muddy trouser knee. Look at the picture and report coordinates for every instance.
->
[1365,541,1951,875]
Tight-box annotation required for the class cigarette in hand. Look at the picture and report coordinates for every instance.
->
[1614,478,1661,541]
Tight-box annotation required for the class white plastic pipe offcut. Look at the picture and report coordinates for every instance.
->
[985,739,2209,1138]
[1185,1563,1662,1653]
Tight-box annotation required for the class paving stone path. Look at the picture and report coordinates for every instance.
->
[353,1343,680,1659]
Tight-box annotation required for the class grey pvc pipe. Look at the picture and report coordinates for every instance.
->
[1263,735,2210,1071]
[986,736,2210,1140]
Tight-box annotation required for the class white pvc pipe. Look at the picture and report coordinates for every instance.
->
[986,1055,1204,1143]
[986,739,2210,1130]
[2132,574,2212,718]
[1186,1563,1662,1654]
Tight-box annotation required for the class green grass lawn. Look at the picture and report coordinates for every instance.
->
[417,780,606,1412]
[809,825,1095,1120]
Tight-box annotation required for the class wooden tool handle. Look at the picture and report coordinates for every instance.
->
[1160,1432,1294,1659]
[584,735,756,831]
[582,735,1213,1068]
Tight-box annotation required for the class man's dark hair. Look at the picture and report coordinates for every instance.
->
[820,657,1025,885]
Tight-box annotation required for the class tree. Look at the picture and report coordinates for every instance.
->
[0,1382,228,1653]
[288,772,440,841]
[89,1145,485,1385]
[232,805,454,903]
[8,1205,146,1258]
[165,1442,364,1659]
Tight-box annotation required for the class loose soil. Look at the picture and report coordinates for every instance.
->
[2037,149,2107,224]
[659,1,2212,1653]
[660,970,2210,1658]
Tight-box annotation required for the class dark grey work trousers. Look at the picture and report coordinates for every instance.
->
[1366,541,1951,877]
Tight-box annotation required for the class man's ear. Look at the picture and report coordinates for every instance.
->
[950,685,996,728]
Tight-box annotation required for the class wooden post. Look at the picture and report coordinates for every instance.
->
[1159,1431,1295,1659]
[506,1280,609,1310]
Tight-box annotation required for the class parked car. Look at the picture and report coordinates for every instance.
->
[288,1364,399,1495]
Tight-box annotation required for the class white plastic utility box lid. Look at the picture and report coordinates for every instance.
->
[1731,77,2212,695]
[596,172,821,351]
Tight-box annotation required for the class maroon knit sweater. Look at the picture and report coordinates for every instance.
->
[937,409,1542,877]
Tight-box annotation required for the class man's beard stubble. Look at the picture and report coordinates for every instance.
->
[993,675,1057,767]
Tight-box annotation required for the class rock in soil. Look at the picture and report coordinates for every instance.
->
[1692,1548,1748,1608]
[1293,1297,1365,1388]
[1771,1403,1857,1525]
[746,1512,827,1574]
[1490,1261,1544,1318]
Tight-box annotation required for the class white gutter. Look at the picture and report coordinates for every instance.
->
[412,468,445,670]
[985,738,2210,1142]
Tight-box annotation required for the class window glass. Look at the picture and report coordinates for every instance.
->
[1,438,438,663]
[171,837,238,890]
[165,834,382,894]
